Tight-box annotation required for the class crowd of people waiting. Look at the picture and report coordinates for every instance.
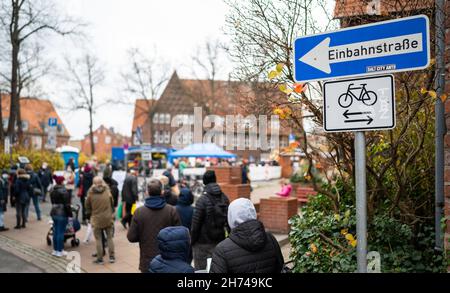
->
[0,158,285,273]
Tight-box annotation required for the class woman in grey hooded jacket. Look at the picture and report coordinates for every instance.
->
[210,198,284,273]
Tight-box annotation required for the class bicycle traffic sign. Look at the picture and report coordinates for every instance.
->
[294,15,430,83]
[323,75,395,132]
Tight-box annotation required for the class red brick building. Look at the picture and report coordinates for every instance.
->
[334,0,449,257]
[80,125,129,156]
[1,95,70,149]
[131,72,291,162]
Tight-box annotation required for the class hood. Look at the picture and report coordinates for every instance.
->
[91,185,106,194]
[145,196,166,209]
[204,182,222,196]
[17,174,30,180]
[157,226,191,261]
[227,198,257,229]
[177,187,193,205]
[229,219,267,252]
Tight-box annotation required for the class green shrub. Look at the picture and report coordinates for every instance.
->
[289,193,448,273]
[0,148,64,171]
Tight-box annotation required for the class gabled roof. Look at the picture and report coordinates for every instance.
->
[1,94,70,137]
[334,0,434,19]
[132,99,154,132]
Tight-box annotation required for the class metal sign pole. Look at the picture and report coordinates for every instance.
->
[355,131,367,273]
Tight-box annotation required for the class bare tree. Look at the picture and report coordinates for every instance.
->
[0,0,82,142]
[188,39,229,115]
[63,53,105,155]
[225,0,437,223]
[120,48,170,143]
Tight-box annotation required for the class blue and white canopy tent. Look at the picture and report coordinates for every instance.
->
[168,143,236,162]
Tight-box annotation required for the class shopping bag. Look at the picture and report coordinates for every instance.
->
[83,223,93,243]
[117,202,123,219]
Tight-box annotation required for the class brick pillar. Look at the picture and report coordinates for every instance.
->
[259,197,298,233]
[207,166,251,202]
[444,0,450,268]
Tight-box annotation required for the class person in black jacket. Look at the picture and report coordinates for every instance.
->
[79,164,94,224]
[13,169,32,229]
[38,162,52,202]
[149,226,195,273]
[210,198,284,273]
[121,169,138,229]
[0,170,9,231]
[103,171,119,208]
[50,176,72,257]
[25,164,43,221]
[191,170,230,270]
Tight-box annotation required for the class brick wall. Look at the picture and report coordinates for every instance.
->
[444,0,450,256]
[259,197,298,234]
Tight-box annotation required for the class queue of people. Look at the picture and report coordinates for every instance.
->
[0,159,285,273]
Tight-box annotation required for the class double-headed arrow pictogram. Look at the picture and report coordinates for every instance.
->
[343,110,373,125]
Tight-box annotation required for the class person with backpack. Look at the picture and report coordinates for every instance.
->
[149,226,195,273]
[79,164,94,225]
[49,175,72,257]
[210,198,284,273]
[127,178,181,273]
[13,169,32,229]
[191,170,230,270]
[0,170,9,232]
[25,164,43,221]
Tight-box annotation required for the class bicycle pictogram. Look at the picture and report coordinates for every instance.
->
[338,83,378,108]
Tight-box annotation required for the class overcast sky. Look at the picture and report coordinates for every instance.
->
[44,0,231,140]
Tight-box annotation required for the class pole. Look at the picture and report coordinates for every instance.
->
[355,131,367,273]
[434,0,446,251]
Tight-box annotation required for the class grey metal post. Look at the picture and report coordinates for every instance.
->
[435,0,446,251]
[355,131,367,273]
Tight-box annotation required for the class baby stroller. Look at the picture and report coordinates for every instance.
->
[46,204,81,247]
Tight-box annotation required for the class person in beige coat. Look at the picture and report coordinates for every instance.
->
[85,176,115,264]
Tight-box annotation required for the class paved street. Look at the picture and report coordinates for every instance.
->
[0,247,44,273]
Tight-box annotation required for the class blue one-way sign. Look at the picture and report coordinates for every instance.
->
[294,15,430,83]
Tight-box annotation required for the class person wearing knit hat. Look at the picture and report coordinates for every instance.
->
[210,198,284,273]
[191,169,230,270]
[49,173,72,257]
[202,170,216,185]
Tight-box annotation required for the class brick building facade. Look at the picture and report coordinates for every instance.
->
[131,72,291,162]
[80,125,129,156]
[1,95,70,149]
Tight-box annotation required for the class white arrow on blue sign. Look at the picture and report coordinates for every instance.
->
[294,15,430,83]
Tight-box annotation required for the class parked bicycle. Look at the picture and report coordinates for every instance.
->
[338,83,377,108]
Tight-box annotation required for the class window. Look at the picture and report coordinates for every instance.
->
[281,138,288,148]
[159,113,165,124]
[153,131,159,143]
[153,113,159,124]
[165,114,171,124]
[188,115,194,125]
[105,136,112,144]
[93,136,98,144]
[158,131,164,143]
[164,131,170,143]
[21,120,29,131]
[2,118,8,130]
[31,136,42,150]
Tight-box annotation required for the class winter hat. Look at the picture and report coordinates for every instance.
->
[53,175,65,185]
[84,164,92,173]
[227,198,257,229]
[203,170,217,185]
